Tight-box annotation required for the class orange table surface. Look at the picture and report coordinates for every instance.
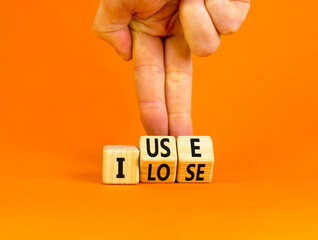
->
[1,0,318,239]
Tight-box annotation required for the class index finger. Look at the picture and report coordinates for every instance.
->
[132,30,168,135]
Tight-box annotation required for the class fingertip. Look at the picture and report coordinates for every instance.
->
[179,0,221,58]
[205,0,250,35]
[168,113,193,138]
[117,51,132,61]
[140,103,169,136]
[190,38,221,57]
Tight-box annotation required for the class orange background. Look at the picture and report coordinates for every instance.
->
[1,0,318,239]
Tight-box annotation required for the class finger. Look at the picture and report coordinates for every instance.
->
[132,30,168,135]
[93,0,132,60]
[164,24,193,137]
[179,0,221,57]
[205,0,251,35]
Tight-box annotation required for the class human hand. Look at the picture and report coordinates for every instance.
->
[93,0,250,137]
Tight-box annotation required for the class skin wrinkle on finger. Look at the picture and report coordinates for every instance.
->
[179,0,221,57]
[232,0,251,17]
[128,0,168,19]
[205,0,250,34]
[165,70,192,80]
[129,2,180,37]
[133,64,164,75]
[165,73,192,114]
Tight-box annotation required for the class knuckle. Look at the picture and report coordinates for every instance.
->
[93,21,108,39]
[165,71,192,83]
[134,65,164,76]
[138,100,166,111]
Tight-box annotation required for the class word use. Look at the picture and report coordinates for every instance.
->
[103,136,214,184]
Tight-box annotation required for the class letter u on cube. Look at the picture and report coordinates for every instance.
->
[103,136,214,184]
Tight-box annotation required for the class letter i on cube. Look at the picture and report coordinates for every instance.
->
[103,145,140,184]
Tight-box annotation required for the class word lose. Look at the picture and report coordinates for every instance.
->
[103,136,214,184]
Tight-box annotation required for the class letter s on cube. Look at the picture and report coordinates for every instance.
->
[139,136,177,183]
[176,136,214,183]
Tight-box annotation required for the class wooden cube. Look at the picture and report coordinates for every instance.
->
[176,136,214,183]
[103,145,139,184]
[139,136,177,183]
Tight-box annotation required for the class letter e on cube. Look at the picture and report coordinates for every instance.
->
[176,136,214,183]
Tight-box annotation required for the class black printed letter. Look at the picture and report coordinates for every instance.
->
[160,138,171,157]
[190,138,201,157]
[157,164,170,181]
[196,164,205,181]
[116,158,125,178]
[185,164,195,181]
[147,138,159,157]
[148,164,156,181]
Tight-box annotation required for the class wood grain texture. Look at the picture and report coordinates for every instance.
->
[139,136,177,183]
[176,136,214,183]
[103,145,139,184]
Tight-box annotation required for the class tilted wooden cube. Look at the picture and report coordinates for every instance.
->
[139,136,177,183]
[103,145,139,184]
[176,136,214,183]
